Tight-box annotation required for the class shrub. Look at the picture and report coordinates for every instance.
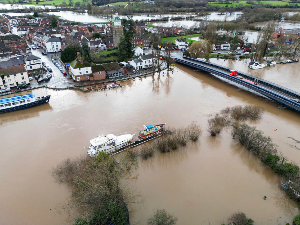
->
[232,124,278,158]
[294,214,300,225]
[148,209,177,225]
[155,138,170,153]
[228,212,254,225]
[186,123,202,142]
[207,114,229,136]
[141,146,155,160]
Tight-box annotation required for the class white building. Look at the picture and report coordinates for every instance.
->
[25,55,42,71]
[43,37,62,53]
[128,58,143,70]
[69,60,92,82]
[0,57,29,89]
[175,38,189,50]
[128,54,155,69]
[134,46,143,56]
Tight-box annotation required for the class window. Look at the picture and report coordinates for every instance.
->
[98,71,101,75]
[21,73,23,75]
[87,76,89,80]
[79,72,82,74]
[8,79,11,82]
[22,77,24,80]
[77,77,80,81]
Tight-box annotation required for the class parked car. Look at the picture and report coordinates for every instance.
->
[17,83,28,89]
[0,87,11,93]
[62,71,67,75]
[32,45,36,50]
[42,62,46,66]
[46,66,52,72]
[47,74,53,79]
[42,52,47,55]
[290,98,300,103]
[29,77,33,81]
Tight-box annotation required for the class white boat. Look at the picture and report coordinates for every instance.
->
[87,133,134,156]
[249,62,265,69]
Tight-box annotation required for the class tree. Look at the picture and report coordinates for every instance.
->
[33,12,38,17]
[230,35,240,54]
[148,209,177,225]
[204,22,217,44]
[81,42,91,62]
[255,22,274,61]
[52,152,137,223]
[92,33,101,39]
[61,43,81,63]
[51,16,58,28]
[68,0,73,6]
[163,42,174,70]
[117,19,135,62]
[75,1,80,7]
[187,40,212,59]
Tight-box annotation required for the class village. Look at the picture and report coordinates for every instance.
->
[0,14,171,94]
[1,10,300,94]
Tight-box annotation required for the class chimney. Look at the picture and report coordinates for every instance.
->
[77,52,83,63]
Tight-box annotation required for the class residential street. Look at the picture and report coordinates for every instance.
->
[29,49,75,89]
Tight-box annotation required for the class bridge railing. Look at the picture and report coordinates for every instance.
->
[175,58,300,112]
[183,56,300,99]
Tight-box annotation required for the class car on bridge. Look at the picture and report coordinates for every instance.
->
[290,98,300,103]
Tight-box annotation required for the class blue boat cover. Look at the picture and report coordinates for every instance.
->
[146,125,154,130]
[0,94,34,104]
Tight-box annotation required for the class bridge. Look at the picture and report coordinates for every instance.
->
[175,56,300,113]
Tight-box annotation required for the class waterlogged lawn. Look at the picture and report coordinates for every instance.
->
[0,0,91,6]
[161,34,203,44]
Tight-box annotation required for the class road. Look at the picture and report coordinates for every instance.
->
[29,49,74,88]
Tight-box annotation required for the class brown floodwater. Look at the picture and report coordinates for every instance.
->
[0,59,299,225]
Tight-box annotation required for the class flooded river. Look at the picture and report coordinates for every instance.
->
[0,60,300,224]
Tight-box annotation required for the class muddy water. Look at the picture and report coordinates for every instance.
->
[0,63,300,224]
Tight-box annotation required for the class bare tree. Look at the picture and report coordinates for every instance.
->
[187,40,212,59]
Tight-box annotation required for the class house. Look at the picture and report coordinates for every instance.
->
[25,55,42,71]
[141,54,155,69]
[134,46,143,56]
[128,58,143,70]
[43,37,62,53]
[91,65,106,81]
[130,36,150,48]
[102,63,124,79]
[175,38,189,51]
[0,57,29,89]
[69,52,93,82]
[128,54,155,70]
[104,37,114,49]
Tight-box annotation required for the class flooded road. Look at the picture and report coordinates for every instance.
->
[0,60,300,224]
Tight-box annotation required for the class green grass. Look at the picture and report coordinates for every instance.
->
[99,49,117,55]
[259,0,289,5]
[146,24,154,28]
[210,1,249,6]
[210,0,290,7]
[161,34,202,44]
[110,1,128,6]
